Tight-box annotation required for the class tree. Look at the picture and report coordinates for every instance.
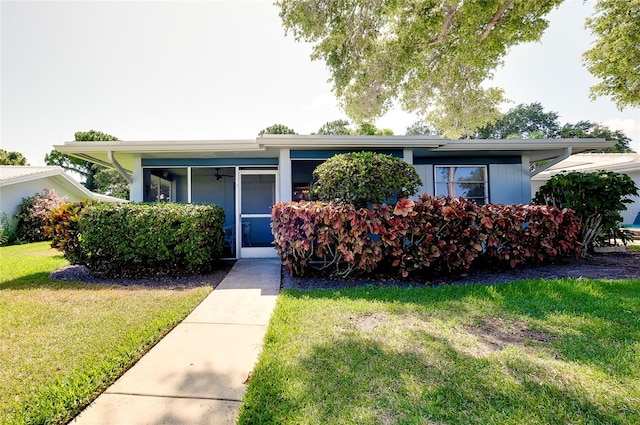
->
[315,119,352,135]
[94,169,130,199]
[476,102,561,139]
[314,119,393,135]
[406,121,439,136]
[277,0,563,138]
[584,0,640,110]
[0,149,29,165]
[534,171,638,255]
[355,122,393,136]
[45,130,129,198]
[44,149,97,190]
[258,124,297,135]
[561,121,634,153]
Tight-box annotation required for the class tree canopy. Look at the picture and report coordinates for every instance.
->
[277,0,563,138]
[258,124,297,135]
[278,1,639,137]
[315,119,352,135]
[314,119,393,135]
[45,130,129,198]
[561,121,634,153]
[473,102,634,153]
[0,149,29,165]
[406,122,439,136]
[584,0,640,109]
[476,102,561,139]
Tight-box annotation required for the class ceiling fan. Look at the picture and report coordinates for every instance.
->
[214,168,233,180]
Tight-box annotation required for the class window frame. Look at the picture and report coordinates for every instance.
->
[433,165,489,204]
[147,173,173,202]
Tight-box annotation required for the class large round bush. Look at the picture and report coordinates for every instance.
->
[310,151,422,207]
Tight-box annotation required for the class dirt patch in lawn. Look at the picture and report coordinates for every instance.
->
[351,312,390,331]
[282,250,640,290]
[464,317,556,351]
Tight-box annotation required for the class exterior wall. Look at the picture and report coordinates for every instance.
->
[414,164,434,197]
[1,178,86,220]
[531,179,544,197]
[414,158,529,204]
[488,163,531,204]
[279,148,292,202]
[131,157,143,202]
[126,150,539,257]
[623,171,640,224]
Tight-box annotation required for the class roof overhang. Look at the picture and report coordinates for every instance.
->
[53,136,613,173]
[0,166,125,203]
[532,153,640,180]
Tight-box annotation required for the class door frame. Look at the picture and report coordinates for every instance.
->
[236,168,279,258]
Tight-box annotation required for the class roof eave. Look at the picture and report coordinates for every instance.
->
[257,134,447,149]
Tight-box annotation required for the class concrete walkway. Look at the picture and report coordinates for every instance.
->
[71,259,281,425]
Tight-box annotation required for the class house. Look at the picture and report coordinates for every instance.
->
[531,153,640,224]
[54,135,611,258]
[0,166,124,221]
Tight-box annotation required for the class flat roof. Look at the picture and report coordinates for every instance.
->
[54,135,613,172]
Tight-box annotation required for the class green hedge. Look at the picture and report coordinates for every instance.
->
[79,203,225,278]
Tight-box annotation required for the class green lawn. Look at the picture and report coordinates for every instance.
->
[0,242,213,424]
[239,279,640,424]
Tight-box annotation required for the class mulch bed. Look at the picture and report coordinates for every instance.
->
[50,260,236,289]
[282,250,640,290]
[51,251,640,290]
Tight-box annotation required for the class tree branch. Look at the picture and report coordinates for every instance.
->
[428,1,460,46]
[480,0,514,42]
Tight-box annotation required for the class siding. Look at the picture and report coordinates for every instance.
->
[413,164,434,197]
[488,163,530,204]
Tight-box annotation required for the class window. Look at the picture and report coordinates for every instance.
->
[435,166,488,204]
[145,174,171,202]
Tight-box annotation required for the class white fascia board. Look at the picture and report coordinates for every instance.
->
[54,139,262,154]
[257,134,447,148]
[439,138,612,152]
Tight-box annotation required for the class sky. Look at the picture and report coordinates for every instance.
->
[1,0,639,167]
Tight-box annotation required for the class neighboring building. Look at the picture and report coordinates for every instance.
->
[55,135,611,258]
[0,166,124,220]
[532,153,640,224]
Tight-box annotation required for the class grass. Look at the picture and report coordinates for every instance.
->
[239,278,640,424]
[0,242,213,424]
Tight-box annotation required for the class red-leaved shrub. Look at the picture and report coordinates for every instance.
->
[272,194,581,278]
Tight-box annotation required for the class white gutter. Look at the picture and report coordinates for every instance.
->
[107,151,133,184]
[530,147,572,177]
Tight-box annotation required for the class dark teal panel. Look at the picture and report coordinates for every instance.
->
[290,149,403,159]
[414,156,521,165]
[142,158,278,166]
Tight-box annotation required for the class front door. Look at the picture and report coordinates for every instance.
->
[237,170,278,258]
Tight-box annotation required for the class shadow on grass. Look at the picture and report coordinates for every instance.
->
[0,272,94,290]
[307,279,640,375]
[239,279,640,424]
[240,335,632,424]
